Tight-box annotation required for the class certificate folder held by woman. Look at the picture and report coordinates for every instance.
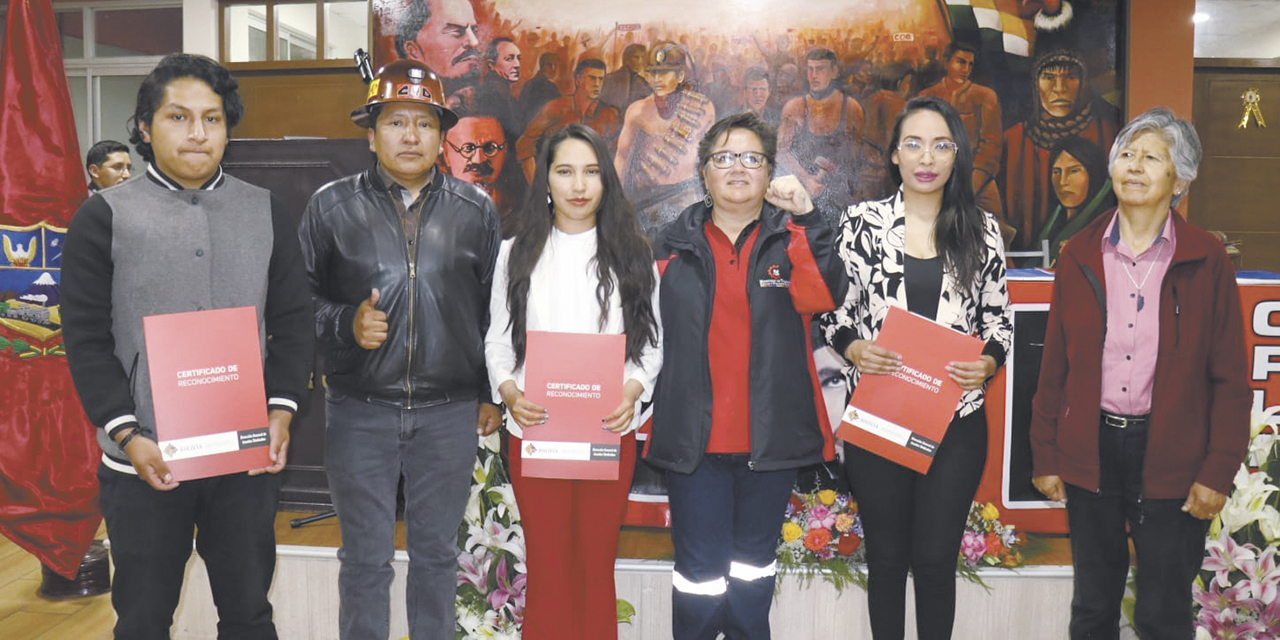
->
[837,305,982,474]
[522,330,625,480]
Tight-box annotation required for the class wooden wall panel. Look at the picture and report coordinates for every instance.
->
[234,70,370,141]
[222,138,373,509]
[1191,69,1280,272]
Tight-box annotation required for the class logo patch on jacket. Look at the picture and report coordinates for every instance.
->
[759,263,789,288]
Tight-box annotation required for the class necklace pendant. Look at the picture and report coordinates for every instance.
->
[1137,294,1145,312]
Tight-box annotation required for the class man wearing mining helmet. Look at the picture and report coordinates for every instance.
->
[297,59,502,640]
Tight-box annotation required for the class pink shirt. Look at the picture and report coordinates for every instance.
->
[1099,211,1176,416]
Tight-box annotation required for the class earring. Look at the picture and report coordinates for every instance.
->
[703,193,713,209]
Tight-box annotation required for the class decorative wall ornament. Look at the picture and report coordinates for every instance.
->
[1238,87,1266,129]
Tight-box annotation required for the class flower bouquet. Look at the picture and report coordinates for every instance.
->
[959,501,1026,569]
[455,432,526,639]
[955,501,1028,590]
[1192,406,1280,639]
[776,488,867,590]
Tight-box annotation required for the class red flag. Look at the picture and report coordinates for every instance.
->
[0,0,103,579]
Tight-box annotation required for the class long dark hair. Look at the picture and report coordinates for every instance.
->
[504,124,658,367]
[886,96,985,293]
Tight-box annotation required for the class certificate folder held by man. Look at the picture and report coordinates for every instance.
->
[143,306,270,481]
[521,330,624,480]
[838,305,983,473]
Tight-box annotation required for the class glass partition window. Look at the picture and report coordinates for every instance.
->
[225,4,269,63]
[56,11,85,59]
[275,4,317,61]
[96,8,183,57]
[324,1,368,60]
[223,0,368,64]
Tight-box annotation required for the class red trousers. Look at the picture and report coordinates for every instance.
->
[509,433,636,640]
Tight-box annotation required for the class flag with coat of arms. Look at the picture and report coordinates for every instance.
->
[0,0,103,579]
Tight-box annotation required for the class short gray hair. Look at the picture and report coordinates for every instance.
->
[1108,106,1201,206]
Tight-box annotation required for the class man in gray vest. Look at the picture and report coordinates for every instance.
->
[298,59,502,640]
[61,54,314,640]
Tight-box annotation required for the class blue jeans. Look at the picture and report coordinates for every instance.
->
[325,394,478,640]
[98,465,280,640]
[666,454,797,640]
[1064,419,1210,640]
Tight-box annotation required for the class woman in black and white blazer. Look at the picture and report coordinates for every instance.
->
[820,96,1012,640]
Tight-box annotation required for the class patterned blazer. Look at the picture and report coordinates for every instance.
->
[820,191,1013,418]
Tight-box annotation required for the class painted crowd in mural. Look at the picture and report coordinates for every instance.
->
[369,0,1121,262]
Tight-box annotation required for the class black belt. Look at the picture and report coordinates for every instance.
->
[1101,410,1149,429]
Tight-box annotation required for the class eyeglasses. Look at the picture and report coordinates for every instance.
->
[708,151,768,170]
[445,138,506,160]
[897,139,959,160]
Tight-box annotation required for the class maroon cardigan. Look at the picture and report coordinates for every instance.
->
[1029,209,1251,498]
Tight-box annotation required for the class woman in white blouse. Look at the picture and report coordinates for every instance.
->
[484,123,662,640]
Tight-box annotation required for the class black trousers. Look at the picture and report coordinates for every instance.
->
[1064,419,1210,640]
[845,409,988,640]
[98,464,281,640]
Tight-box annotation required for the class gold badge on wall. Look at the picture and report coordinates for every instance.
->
[1239,87,1266,129]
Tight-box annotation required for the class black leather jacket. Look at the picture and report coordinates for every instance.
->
[299,168,500,407]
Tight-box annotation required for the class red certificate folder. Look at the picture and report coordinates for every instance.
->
[143,306,270,481]
[837,305,983,474]
[520,331,625,480]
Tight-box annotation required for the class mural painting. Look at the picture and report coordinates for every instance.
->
[371,0,1122,262]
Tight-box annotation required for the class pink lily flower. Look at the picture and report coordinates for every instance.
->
[1203,531,1258,589]
[1239,546,1280,605]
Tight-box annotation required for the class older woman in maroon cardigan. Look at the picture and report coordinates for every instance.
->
[1030,107,1251,640]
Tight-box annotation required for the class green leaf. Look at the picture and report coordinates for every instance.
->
[11,339,31,353]
[0,336,10,350]
[616,598,635,624]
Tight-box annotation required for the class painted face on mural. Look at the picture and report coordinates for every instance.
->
[806,59,837,93]
[745,78,770,112]
[442,115,505,187]
[624,47,647,74]
[813,345,846,434]
[946,50,974,84]
[491,40,521,82]
[645,69,683,97]
[1037,63,1082,118]
[403,0,481,80]
[1051,151,1089,209]
[577,67,606,100]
